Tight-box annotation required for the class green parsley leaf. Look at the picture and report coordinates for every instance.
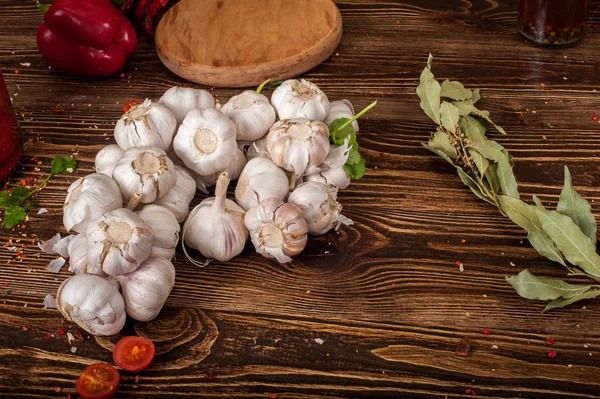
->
[4,205,26,228]
[50,156,76,175]
[329,118,357,146]
[11,186,29,201]
[345,156,366,180]
[0,191,13,208]
[346,144,362,165]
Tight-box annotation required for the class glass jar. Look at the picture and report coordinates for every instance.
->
[518,0,590,47]
[0,71,22,182]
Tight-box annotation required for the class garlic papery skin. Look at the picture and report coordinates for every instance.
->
[266,118,330,178]
[95,144,124,176]
[63,173,123,233]
[183,173,248,264]
[221,91,276,141]
[112,146,177,206]
[114,99,177,151]
[235,157,289,211]
[137,205,180,260]
[158,86,215,124]
[287,181,353,235]
[86,208,155,276]
[192,172,216,194]
[245,138,269,161]
[219,147,247,181]
[271,79,330,121]
[306,166,351,189]
[244,198,308,263]
[324,100,359,132]
[173,108,237,176]
[116,256,175,322]
[57,274,126,336]
[154,165,196,223]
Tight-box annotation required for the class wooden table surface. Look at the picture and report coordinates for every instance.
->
[2,0,600,398]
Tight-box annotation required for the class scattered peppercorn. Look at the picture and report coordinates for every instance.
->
[547,350,557,358]
[547,337,555,346]
[483,328,491,335]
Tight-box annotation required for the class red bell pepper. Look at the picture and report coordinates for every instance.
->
[37,0,137,77]
[0,72,22,183]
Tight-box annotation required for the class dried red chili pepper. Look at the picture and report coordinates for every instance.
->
[134,0,151,24]
[58,327,68,335]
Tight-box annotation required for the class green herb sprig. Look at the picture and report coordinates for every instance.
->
[328,100,377,180]
[417,54,600,311]
[0,156,76,229]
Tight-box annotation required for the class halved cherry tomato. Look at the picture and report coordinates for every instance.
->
[76,363,120,399]
[122,99,142,114]
[113,336,156,372]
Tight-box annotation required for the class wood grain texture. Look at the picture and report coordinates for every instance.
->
[155,0,342,87]
[2,0,600,397]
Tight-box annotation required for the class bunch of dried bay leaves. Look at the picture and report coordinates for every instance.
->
[418,54,600,311]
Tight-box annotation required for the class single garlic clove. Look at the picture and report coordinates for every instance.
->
[63,173,123,233]
[173,108,237,176]
[154,165,196,223]
[114,99,177,151]
[86,208,155,276]
[271,79,331,121]
[112,146,177,206]
[266,118,330,178]
[235,157,289,211]
[67,234,90,275]
[137,205,180,260]
[158,86,215,124]
[244,138,269,161]
[324,99,360,132]
[56,274,126,336]
[95,144,124,176]
[244,198,308,263]
[183,173,248,263]
[221,91,276,141]
[116,256,175,322]
[307,166,351,189]
[287,181,353,235]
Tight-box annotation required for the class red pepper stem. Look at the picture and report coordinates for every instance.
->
[36,1,50,13]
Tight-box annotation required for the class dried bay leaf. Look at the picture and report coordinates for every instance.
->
[460,115,488,143]
[453,104,506,134]
[456,167,493,205]
[499,195,565,265]
[468,148,489,176]
[506,269,593,301]
[440,102,460,132]
[532,195,546,210]
[417,54,441,126]
[441,80,473,101]
[485,164,501,194]
[556,166,597,245]
[535,208,600,277]
[497,152,519,199]
[544,290,600,312]
[471,88,481,104]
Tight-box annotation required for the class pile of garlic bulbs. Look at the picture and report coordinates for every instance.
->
[43,80,371,336]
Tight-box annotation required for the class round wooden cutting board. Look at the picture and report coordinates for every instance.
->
[155,0,342,87]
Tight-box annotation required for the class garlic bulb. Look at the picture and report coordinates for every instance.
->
[95,144,124,176]
[244,198,308,263]
[183,173,248,264]
[57,274,125,336]
[137,205,180,260]
[114,99,177,151]
[112,146,177,207]
[266,118,330,178]
[306,166,351,189]
[154,165,196,223]
[287,181,353,235]
[245,138,269,161]
[158,86,215,124]
[235,157,289,211]
[86,208,154,276]
[63,173,123,233]
[173,108,237,176]
[221,91,276,141]
[116,256,175,322]
[324,100,359,132]
[271,79,330,121]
